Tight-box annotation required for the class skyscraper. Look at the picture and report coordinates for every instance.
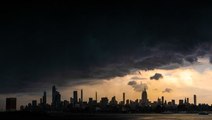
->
[95,91,97,102]
[194,94,197,105]
[52,85,61,108]
[81,89,83,103]
[6,98,16,111]
[162,96,164,105]
[141,88,148,105]
[52,85,56,105]
[187,98,189,104]
[43,91,47,104]
[73,91,78,105]
[110,96,117,105]
[172,99,175,106]
[123,92,125,105]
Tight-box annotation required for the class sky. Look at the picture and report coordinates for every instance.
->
[1,1,212,110]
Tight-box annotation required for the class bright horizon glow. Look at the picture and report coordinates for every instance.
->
[1,57,212,111]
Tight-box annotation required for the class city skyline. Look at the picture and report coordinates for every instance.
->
[1,84,202,111]
[5,84,208,114]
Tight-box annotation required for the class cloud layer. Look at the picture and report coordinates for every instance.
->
[128,81,148,92]
[150,73,163,80]
[1,2,212,93]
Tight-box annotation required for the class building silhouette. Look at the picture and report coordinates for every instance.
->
[52,86,56,105]
[179,99,184,105]
[52,85,61,108]
[194,94,197,105]
[100,97,109,106]
[6,98,16,111]
[80,89,83,103]
[172,99,175,106]
[162,96,164,105]
[73,91,78,106]
[32,100,37,107]
[141,88,148,105]
[43,91,47,104]
[95,91,97,102]
[110,96,118,105]
[123,92,125,105]
[186,98,189,104]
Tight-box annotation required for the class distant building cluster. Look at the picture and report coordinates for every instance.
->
[5,86,212,113]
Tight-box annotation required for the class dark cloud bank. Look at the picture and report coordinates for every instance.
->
[1,1,212,93]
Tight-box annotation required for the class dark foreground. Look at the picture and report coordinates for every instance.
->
[1,112,134,120]
[1,112,212,120]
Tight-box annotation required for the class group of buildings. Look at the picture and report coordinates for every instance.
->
[5,85,211,113]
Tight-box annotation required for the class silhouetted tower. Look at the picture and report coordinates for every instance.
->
[43,91,47,104]
[141,88,148,105]
[172,99,175,105]
[162,96,164,105]
[95,91,97,102]
[123,92,125,105]
[52,85,56,105]
[187,98,189,104]
[73,91,78,105]
[81,89,83,103]
[52,85,61,108]
[110,96,118,105]
[6,98,16,111]
[194,94,197,105]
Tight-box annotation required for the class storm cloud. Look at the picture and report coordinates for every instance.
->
[1,1,212,93]
[128,81,148,92]
[150,73,163,80]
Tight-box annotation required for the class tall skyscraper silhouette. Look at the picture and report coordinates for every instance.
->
[81,89,83,103]
[73,91,78,105]
[52,85,61,108]
[123,92,125,105]
[52,85,56,105]
[194,94,197,105]
[43,91,47,104]
[6,98,16,111]
[95,91,97,102]
[141,88,148,105]
[162,96,164,105]
[187,98,189,104]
